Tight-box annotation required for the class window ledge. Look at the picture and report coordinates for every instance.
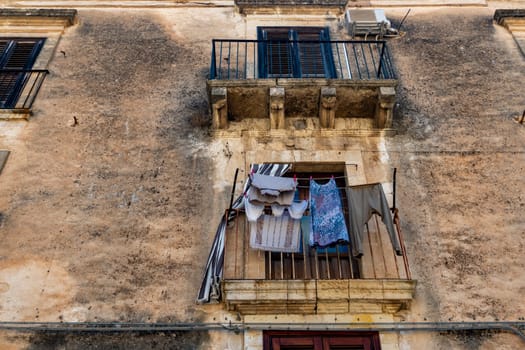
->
[222,279,416,315]
[235,0,347,15]
[0,109,31,120]
[0,9,77,26]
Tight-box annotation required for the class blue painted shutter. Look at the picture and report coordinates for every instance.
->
[0,38,44,108]
[257,27,335,79]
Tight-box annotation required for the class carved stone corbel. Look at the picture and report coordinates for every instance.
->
[375,86,396,129]
[269,87,285,129]
[319,87,336,129]
[211,87,228,129]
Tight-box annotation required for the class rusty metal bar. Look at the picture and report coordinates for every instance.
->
[291,252,296,279]
[325,249,330,279]
[366,223,376,279]
[280,252,284,280]
[234,209,239,278]
[347,243,354,278]
[314,249,319,279]
[336,245,342,279]
[374,215,388,277]
[268,251,272,280]
[303,236,308,279]
[393,209,411,280]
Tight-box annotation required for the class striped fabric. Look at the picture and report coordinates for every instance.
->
[197,163,291,303]
[249,213,301,253]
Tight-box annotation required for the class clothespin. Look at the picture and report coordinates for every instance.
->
[309,175,313,181]
[293,174,297,183]
[331,174,334,179]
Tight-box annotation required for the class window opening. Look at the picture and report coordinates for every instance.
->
[265,171,361,280]
[257,27,336,79]
[0,38,45,108]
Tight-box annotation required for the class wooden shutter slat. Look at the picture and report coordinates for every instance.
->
[4,41,39,69]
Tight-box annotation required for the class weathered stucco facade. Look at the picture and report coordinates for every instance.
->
[0,1,524,349]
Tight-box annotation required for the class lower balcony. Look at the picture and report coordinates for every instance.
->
[222,209,416,315]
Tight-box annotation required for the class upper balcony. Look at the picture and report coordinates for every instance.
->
[207,39,398,134]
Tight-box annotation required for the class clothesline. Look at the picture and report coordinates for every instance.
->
[246,174,349,181]
[296,184,364,190]
[293,175,347,181]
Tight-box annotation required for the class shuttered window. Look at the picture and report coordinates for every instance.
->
[257,27,336,78]
[264,331,382,350]
[0,38,45,108]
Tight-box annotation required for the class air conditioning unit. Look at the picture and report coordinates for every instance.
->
[345,9,391,38]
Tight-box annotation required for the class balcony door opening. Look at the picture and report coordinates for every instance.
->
[264,331,382,350]
[257,27,336,79]
[265,165,361,280]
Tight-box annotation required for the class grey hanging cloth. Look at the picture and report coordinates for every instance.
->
[251,173,296,196]
[346,183,402,257]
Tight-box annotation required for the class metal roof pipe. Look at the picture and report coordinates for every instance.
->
[0,321,523,342]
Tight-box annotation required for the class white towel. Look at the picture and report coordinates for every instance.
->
[271,200,308,219]
[244,196,265,222]
[288,200,308,219]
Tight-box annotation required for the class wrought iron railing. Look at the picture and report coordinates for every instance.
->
[0,69,49,110]
[224,209,412,281]
[209,39,396,80]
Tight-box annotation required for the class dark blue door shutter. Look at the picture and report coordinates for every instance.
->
[257,27,335,79]
[0,38,44,108]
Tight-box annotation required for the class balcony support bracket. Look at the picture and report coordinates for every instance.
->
[212,87,228,129]
[320,87,337,129]
[269,87,285,129]
[375,86,395,129]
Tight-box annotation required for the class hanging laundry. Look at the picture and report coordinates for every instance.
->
[251,173,296,196]
[346,183,402,257]
[247,186,294,206]
[271,200,308,219]
[300,215,312,252]
[244,195,265,222]
[249,212,301,253]
[288,200,308,219]
[309,178,349,247]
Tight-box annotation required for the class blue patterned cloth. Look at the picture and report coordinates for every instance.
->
[309,178,349,247]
